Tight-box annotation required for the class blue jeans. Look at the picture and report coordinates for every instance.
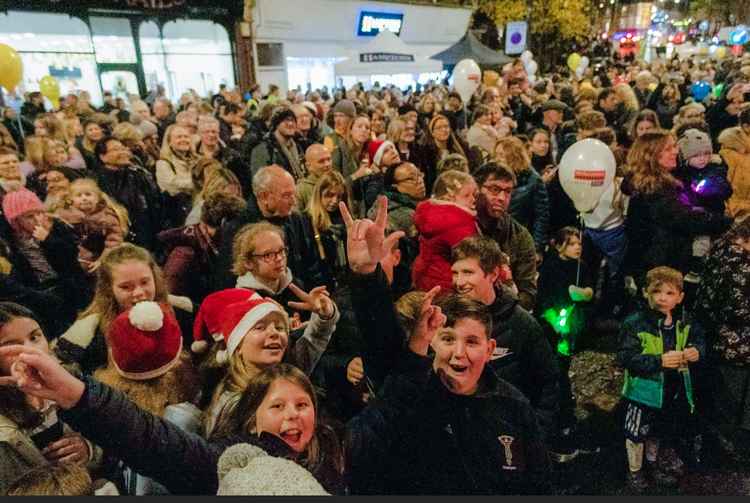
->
[585,224,628,312]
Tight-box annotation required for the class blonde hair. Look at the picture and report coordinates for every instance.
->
[42,139,68,170]
[626,130,681,194]
[193,158,224,192]
[308,171,351,259]
[80,244,168,334]
[436,153,469,174]
[494,136,531,174]
[67,178,130,234]
[231,222,286,276]
[35,114,71,145]
[613,83,640,113]
[432,169,476,200]
[7,463,93,496]
[199,167,241,201]
[386,118,407,144]
[24,136,47,171]
[112,121,143,144]
[395,291,426,337]
[646,266,684,293]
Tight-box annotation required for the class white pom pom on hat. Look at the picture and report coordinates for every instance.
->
[128,301,164,332]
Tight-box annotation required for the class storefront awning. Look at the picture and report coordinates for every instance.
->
[334,30,443,76]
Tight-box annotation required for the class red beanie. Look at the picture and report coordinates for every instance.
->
[107,301,182,380]
[2,188,44,224]
[368,140,396,167]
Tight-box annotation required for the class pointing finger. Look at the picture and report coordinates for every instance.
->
[339,201,354,229]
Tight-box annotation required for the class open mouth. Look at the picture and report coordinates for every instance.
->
[448,363,469,375]
[280,428,302,444]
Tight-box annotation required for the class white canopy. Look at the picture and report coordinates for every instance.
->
[335,30,443,76]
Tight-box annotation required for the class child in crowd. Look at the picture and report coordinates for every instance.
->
[0,302,103,495]
[537,226,595,461]
[617,266,705,492]
[55,178,128,274]
[192,286,337,439]
[2,188,91,330]
[53,243,193,375]
[412,169,479,291]
[675,129,733,283]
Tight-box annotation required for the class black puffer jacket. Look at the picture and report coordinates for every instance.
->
[345,268,550,495]
[508,167,550,252]
[60,378,343,494]
[623,177,732,279]
[489,287,559,442]
[95,164,163,251]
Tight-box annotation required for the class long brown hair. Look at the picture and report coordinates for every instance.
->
[625,130,681,194]
[213,364,343,479]
[0,302,46,429]
[80,243,168,333]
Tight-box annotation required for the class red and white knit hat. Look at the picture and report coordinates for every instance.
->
[107,301,182,380]
[367,140,396,167]
[193,288,288,365]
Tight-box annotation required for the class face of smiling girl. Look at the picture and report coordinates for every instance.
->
[254,378,315,453]
[239,311,289,368]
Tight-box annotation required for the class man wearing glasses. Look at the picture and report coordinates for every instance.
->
[474,163,538,311]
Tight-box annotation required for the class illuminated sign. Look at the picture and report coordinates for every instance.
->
[357,11,404,37]
[360,52,414,63]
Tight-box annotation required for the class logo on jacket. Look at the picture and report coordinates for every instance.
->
[498,435,516,470]
[491,347,513,360]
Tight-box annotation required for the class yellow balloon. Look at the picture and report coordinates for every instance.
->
[648,82,658,92]
[39,75,60,102]
[716,46,727,59]
[567,53,582,72]
[0,44,23,91]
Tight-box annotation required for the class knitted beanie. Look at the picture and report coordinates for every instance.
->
[217,444,328,495]
[270,107,297,132]
[107,301,182,380]
[2,188,44,223]
[332,99,356,119]
[678,128,712,160]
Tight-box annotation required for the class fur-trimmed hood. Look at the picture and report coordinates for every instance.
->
[719,127,750,155]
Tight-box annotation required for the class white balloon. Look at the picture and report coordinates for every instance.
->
[578,56,590,71]
[453,59,481,103]
[558,138,616,212]
[575,66,585,79]
[521,50,533,63]
[526,60,538,76]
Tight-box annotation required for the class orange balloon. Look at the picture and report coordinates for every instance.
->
[0,44,23,90]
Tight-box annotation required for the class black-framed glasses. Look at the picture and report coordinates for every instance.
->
[251,247,288,263]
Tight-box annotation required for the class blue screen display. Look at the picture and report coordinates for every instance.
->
[357,10,404,37]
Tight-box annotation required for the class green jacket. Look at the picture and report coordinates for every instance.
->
[617,310,706,412]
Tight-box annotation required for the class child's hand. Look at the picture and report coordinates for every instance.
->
[569,285,594,302]
[683,347,700,363]
[662,350,683,369]
[32,224,50,242]
[346,357,364,386]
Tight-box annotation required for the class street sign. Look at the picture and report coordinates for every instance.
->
[505,21,527,55]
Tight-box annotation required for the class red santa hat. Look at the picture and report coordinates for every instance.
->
[367,140,395,167]
[192,288,258,354]
[107,301,182,380]
[193,288,289,365]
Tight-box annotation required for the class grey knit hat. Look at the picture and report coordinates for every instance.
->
[332,99,356,119]
[678,128,712,160]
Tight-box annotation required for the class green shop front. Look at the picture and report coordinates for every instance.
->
[0,1,244,105]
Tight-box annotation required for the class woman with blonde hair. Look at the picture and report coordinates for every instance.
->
[185,166,242,226]
[156,124,200,227]
[307,171,352,283]
[623,130,731,282]
[494,136,550,252]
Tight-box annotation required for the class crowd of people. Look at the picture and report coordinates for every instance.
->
[0,46,749,496]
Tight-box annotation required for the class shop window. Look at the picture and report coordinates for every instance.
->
[0,11,102,105]
[287,57,338,91]
[140,19,234,102]
[90,16,137,64]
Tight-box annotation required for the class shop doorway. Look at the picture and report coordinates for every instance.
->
[98,63,145,99]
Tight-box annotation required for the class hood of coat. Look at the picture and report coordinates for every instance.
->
[414,198,477,238]
[236,268,294,296]
[719,127,750,155]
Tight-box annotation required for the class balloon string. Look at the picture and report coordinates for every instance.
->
[576,213,584,287]
[16,114,24,140]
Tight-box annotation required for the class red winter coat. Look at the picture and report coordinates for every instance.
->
[412,199,478,292]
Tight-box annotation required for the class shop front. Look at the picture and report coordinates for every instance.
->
[252,0,471,93]
[0,0,243,106]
